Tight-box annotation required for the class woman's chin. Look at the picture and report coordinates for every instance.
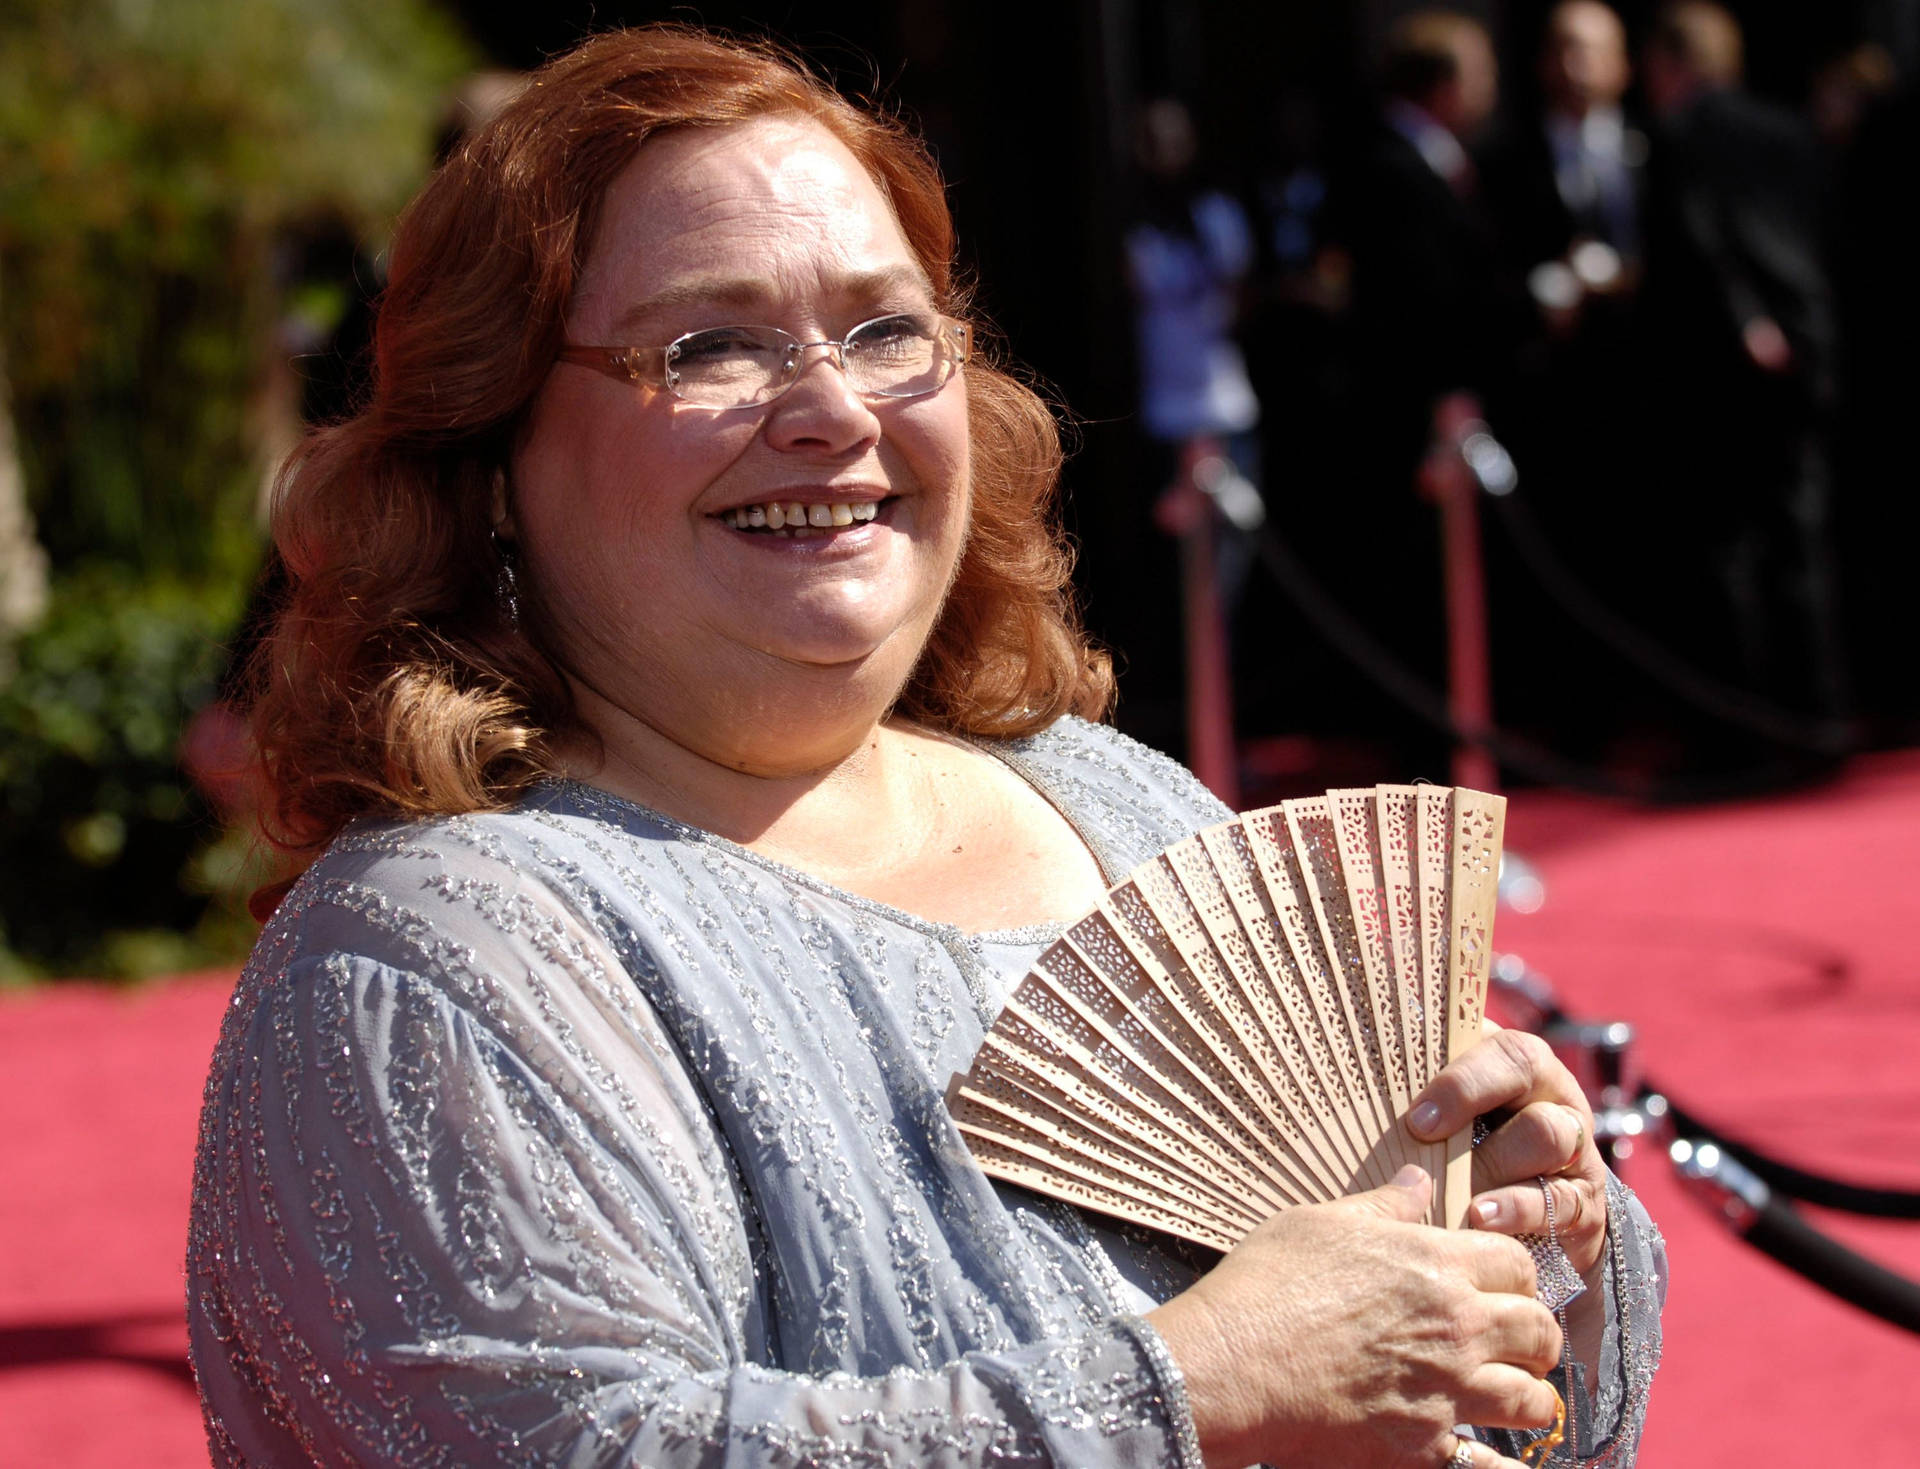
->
[752,609,938,683]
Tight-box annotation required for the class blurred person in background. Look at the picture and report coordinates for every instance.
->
[1122,96,1265,755]
[1485,2,1645,321]
[1638,1,1849,763]
[1124,97,1263,509]
[1343,8,1509,426]
[1477,1,1656,757]
[1809,42,1899,154]
[1324,11,1523,769]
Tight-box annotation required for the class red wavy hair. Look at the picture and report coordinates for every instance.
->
[249,24,1112,861]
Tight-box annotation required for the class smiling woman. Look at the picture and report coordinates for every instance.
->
[247,31,1104,859]
[189,24,1663,1469]
[503,115,980,790]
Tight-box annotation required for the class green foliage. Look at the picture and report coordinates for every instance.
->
[0,0,476,576]
[0,0,477,977]
[0,568,255,977]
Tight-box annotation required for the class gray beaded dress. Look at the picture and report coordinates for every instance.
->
[187,717,1663,1466]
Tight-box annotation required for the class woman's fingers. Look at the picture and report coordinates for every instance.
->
[1479,1291,1566,1377]
[1452,1227,1541,1299]
[1457,1359,1566,1432]
[1470,1174,1597,1239]
[1462,1090,1611,1278]
[1443,1442,1538,1469]
[1410,1029,1591,1145]
[1412,1030,1612,1275]
[1151,1189,1579,1469]
[1471,1100,1588,1193]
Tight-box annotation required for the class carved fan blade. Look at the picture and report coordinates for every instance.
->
[948,785,1505,1251]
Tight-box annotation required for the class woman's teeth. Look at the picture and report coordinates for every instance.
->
[724,500,881,535]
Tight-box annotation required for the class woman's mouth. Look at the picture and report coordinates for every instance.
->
[718,498,888,537]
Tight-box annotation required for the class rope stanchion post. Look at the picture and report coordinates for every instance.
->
[1421,393,1499,794]
[1157,436,1240,809]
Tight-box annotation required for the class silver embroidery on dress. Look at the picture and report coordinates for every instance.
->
[188,717,1663,1466]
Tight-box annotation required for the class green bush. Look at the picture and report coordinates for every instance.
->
[0,567,264,978]
[0,0,476,576]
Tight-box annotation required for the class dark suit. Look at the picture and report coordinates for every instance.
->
[1480,111,1647,277]
[1640,87,1847,726]
[1298,117,1525,766]
[1643,89,1834,405]
[1477,112,1653,468]
[1473,115,1659,752]
[1339,119,1516,452]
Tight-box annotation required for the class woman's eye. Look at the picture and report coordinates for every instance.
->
[850,315,933,355]
[673,327,783,362]
[860,314,927,340]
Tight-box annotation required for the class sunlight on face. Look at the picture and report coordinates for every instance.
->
[508,117,973,768]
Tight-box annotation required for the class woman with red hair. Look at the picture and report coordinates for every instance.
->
[188,27,1662,1468]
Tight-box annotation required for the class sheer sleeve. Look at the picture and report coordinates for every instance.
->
[1486,1171,1667,1467]
[187,865,1202,1469]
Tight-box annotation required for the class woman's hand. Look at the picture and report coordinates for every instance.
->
[1408,1023,1611,1280]
[1147,1168,1561,1469]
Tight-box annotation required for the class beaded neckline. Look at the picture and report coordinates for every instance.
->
[536,728,1116,951]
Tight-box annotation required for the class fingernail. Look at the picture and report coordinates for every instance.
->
[1392,1164,1428,1188]
[1409,1101,1442,1136]
[1473,1198,1501,1226]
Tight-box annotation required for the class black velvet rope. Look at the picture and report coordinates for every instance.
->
[1244,517,1835,806]
[1483,489,1857,756]
[1737,1196,1920,1334]
[1658,1092,1920,1220]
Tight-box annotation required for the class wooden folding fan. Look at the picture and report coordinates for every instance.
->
[948,785,1505,1250]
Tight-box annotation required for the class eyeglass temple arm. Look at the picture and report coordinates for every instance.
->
[553,345,667,386]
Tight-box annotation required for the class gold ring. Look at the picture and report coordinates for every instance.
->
[1519,1385,1568,1467]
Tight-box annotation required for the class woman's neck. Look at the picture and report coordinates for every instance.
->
[561,675,920,852]
[561,688,1108,932]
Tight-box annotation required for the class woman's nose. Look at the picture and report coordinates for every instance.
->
[763,345,881,453]
[789,340,849,377]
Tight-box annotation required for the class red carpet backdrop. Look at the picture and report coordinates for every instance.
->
[0,973,227,1467]
[1496,750,1920,1465]
[4,752,1919,1466]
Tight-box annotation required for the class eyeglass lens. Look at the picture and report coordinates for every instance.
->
[665,315,954,407]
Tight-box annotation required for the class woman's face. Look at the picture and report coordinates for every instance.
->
[509,115,971,769]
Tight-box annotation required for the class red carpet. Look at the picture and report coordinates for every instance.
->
[0,972,230,1468]
[4,753,1920,1466]
[1496,749,1920,1466]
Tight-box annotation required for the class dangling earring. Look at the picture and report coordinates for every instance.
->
[493,532,521,630]
[490,464,521,630]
